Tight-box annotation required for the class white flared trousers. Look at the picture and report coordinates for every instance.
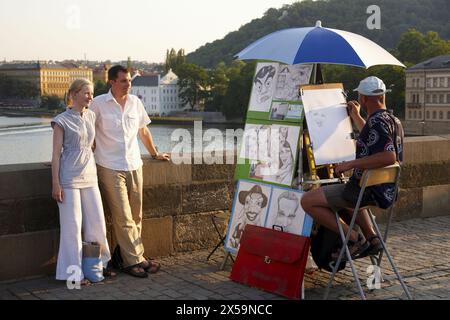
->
[55,186,111,280]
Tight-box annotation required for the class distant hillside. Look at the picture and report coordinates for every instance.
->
[187,0,450,68]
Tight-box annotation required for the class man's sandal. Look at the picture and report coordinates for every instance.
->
[365,235,383,256]
[332,234,370,262]
[140,258,161,274]
[123,264,148,278]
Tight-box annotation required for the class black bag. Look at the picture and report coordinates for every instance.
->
[111,245,124,270]
[310,225,346,273]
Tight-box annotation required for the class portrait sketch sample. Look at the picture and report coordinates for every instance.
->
[301,85,356,165]
[274,64,313,101]
[265,188,313,236]
[248,62,278,113]
[239,124,272,162]
[239,122,301,187]
[258,124,300,186]
[225,180,271,253]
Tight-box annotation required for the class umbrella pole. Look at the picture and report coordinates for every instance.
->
[312,64,324,85]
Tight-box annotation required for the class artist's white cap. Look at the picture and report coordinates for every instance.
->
[353,76,391,96]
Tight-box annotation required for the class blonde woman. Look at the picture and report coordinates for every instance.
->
[51,79,111,284]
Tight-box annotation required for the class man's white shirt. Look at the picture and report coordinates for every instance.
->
[90,90,151,171]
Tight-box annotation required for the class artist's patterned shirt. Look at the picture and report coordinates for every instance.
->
[350,109,404,209]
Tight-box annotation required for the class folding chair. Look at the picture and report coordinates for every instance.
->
[324,163,413,300]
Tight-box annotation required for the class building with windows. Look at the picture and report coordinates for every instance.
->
[405,55,450,135]
[130,69,185,116]
[0,61,93,98]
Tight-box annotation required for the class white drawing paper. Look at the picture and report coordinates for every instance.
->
[302,87,356,165]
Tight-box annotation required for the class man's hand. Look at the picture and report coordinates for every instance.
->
[347,100,361,119]
[334,161,354,175]
[153,152,171,161]
[346,100,366,132]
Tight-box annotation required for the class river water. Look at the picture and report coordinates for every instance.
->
[0,116,244,165]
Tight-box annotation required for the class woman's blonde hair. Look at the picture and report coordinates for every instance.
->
[65,78,93,106]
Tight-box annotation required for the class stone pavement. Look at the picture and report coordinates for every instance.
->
[1,215,449,300]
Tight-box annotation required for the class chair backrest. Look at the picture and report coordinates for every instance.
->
[358,163,400,188]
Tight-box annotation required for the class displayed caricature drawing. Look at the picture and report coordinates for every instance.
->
[266,188,309,236]
[226,181,271,250]
[240,124,272,161]
[256,124,300,186]
[274,64,312,101]
[248,63,278,112]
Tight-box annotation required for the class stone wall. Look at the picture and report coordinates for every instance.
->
[403,120,450,136]
[1,135,450,281]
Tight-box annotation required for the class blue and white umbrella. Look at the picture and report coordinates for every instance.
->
[235,21,405,69]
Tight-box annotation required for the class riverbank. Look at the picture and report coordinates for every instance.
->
[0,108,57,118]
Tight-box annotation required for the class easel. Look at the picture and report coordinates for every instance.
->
[300,83,351,190]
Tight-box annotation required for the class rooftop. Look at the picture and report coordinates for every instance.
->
[0,62,90,70]
[408,55,450,71]
[132,75,160,87]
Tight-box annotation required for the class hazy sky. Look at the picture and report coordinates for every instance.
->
[0,0,301,63]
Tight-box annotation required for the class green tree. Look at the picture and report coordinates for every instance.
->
[397,29,450,65]
[41,95,63,110]
[94,80,109,97]
[165,48,186,73]
[176,49,186,70]
[127,56,132,70]
[0,74,39,98]
[397,29,427,65]
[221,61,256,120]
[205,62,229,111]
[177,63,209,110]
[422,31,450,61]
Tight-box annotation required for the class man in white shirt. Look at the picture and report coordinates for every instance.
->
[90,65,170,278]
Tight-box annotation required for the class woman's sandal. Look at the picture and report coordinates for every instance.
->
[140,258,161,274]
[103,268,117,278]
[80,279,91,286]
[103,261,117,278]
[123,264,148,278]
